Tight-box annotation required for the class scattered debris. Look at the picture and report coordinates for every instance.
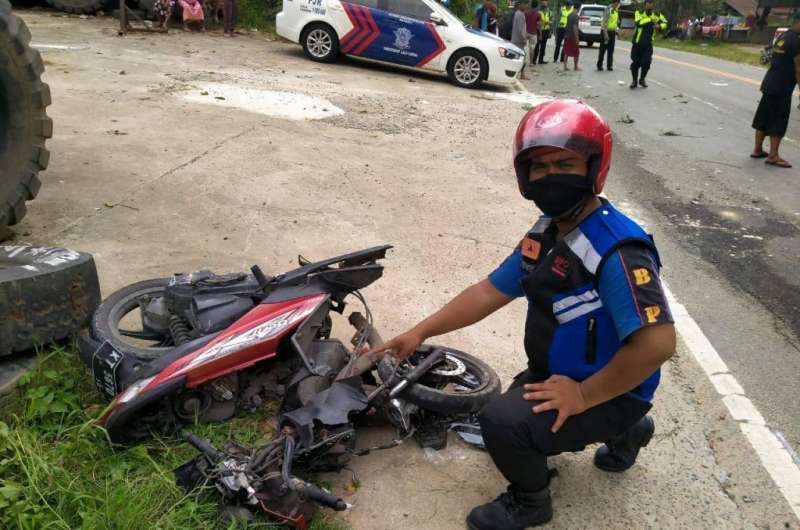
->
[618,113,635,124]
[660,130,703,138]
[105,129,128,136]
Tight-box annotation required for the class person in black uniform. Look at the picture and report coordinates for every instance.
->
[629,0,667,88]
[751,11,800,168]
[371,100,676,530]
[552,0,575,63]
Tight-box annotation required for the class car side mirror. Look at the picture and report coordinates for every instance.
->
[429,12,446,25]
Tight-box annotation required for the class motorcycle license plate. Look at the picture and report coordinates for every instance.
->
[91,341,124,401]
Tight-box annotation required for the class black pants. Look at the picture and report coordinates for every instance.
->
[534,30,550,64]
[630,42,653,81]
[223,0,238,33]
[553,27,566,62]
[479,369,651,493]
[597,31,616,69]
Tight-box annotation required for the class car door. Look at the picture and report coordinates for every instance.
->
[333,0,446,69]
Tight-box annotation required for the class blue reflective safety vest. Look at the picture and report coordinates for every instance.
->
[519,201,662,401]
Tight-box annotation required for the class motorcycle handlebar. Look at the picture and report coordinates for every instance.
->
[389,348,445,399]
[183,431,224,462]
[295,480,348,511]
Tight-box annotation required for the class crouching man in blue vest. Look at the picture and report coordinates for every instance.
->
[374,99,676,529]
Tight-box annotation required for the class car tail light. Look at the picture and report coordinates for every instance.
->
[580,16,589,21]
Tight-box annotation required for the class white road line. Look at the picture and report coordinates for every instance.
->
[664,286,800,521]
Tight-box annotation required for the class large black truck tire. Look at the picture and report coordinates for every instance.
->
[44,0,108,15]
[0,246,101,356]
[0,0,51,229]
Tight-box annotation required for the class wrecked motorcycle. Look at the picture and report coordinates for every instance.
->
[174,338,490,528]
[78,245,500,446]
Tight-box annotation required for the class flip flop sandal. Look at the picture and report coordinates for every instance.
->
[750,152,768,158]
[765,159,792,168]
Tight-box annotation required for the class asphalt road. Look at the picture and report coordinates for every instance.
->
[523,42,800,456]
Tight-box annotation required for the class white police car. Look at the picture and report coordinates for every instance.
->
[276,0,525,88]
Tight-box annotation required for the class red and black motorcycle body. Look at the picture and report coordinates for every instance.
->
[78,246,392,444]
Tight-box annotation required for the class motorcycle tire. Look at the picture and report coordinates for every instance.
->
[91,277,172,360]
[377,345,500,415]
[0,245,100,356]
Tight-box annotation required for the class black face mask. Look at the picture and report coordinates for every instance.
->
[521,173,594,219]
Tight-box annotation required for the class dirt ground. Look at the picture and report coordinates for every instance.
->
[9,10,799,529]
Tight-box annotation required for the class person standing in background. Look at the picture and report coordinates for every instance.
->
[525,1,541,67]
[475,0,498,33]
[553,0,574,62]
[512,0,534,79]
[597,0,619,70]
[562,1,580,70]
[751,10,800,168]
[534,0,551,64]
[223,0,239,37]
[629,0,667,88]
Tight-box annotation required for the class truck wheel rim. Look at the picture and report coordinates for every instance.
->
[454,56,481,85]
[308,29,332,58]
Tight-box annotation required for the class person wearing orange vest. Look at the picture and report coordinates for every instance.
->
[596,0,619,71]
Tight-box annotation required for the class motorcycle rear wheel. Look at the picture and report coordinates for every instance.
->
[91,278,173,360]
[377,345,500,415]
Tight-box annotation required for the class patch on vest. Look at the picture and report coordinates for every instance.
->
[521,237,541,261]
[551,255,570,278]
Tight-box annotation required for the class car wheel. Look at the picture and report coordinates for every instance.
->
[301,24,339,63]
[447,50,487,89]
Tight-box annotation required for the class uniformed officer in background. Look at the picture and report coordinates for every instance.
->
[375,100,676,529]
[552,0,574,63]
[630,0,667,88]
[533,0,551,64]
[597,0,619,71]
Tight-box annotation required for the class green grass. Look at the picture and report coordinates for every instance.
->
[654,38,765,67]
[239,0,280,31]
[0,346,349,530]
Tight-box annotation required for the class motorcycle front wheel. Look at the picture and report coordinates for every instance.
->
[377,345,501,415]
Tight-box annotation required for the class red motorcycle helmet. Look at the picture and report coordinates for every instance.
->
[513,99,612,197]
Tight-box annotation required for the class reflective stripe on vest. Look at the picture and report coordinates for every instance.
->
[633,10,667,44]
[541,11,550,30]
[607,9,619,30]
[558,6,573,28]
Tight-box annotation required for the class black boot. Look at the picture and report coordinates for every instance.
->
[639,67,649,88]
[594,415,655,472]
[466,485,553,530]
[629,68,638,89]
